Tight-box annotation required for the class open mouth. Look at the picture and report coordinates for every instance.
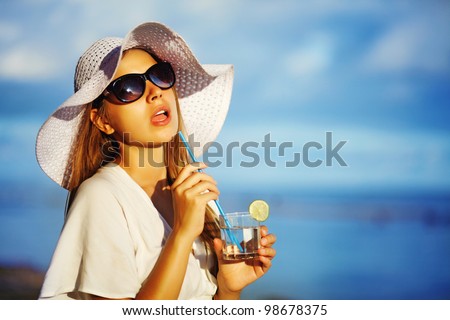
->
[151,107,171,125]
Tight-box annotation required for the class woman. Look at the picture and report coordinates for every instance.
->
[36,22,276,300]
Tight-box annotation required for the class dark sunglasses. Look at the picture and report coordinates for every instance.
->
[97,62,176,105]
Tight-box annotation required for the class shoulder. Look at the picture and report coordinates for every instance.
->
[73,164,130,202]
[78,165,119,194]
[67,167,124,222]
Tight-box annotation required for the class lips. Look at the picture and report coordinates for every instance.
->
[151,106,171,126]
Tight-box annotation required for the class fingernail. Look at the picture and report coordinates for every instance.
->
[261,238,267,245]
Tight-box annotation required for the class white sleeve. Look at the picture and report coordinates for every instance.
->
[40,178,141,299]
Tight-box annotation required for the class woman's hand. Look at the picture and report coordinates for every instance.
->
[170,163,219,241]
[213,225,277,299]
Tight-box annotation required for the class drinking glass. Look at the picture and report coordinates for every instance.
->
[219,212,261,260]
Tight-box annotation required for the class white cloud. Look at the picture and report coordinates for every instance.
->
[284,33,334,77]
[0,21,21,42]
[0,44,61,80]
[361,8,450,74]
[248,0,381,21]
[20,0,54,4]
[243,33,336,106]
[0,0,168,81]
[180,0,236,19]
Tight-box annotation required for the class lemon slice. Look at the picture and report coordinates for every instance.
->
[249,200,270,222]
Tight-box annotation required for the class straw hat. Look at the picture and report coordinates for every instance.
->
[35,22,234,189]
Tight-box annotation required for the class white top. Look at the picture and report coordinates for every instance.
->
[39,163,218,300]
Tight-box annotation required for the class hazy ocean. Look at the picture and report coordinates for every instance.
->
[1,183,449,299]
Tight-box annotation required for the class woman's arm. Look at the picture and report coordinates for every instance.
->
[134,226,198,299]
[95,163,218,300]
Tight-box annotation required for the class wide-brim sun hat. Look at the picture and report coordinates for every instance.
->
[36,22,234,189]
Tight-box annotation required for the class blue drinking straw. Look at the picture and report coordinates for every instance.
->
[178,131,243,252]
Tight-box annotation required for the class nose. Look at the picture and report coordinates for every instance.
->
[145,81,163,103]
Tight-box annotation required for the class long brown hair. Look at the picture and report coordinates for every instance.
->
[64,88,220,275]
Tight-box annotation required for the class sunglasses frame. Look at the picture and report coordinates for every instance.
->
[94,62,176,107]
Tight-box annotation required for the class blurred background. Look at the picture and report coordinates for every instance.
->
[0,0,449,299]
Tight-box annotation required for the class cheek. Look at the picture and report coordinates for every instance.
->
[106,104,145,130]
[104,107,124,133]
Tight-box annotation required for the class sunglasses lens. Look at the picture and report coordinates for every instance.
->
[149,63,175,89]
[112,76,145,102]
[105,62,175,104]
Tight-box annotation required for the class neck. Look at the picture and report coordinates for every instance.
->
[116,141,175,226]
[116,142,167,191]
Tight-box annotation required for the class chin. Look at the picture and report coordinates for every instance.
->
[152,127,179,144]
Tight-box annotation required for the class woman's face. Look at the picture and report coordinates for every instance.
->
[102,49,179,147]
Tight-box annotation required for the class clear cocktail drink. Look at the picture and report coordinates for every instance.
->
[219,212,261,260]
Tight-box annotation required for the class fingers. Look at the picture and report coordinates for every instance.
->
[258,255,272,273]
[186,181,219,196]
[197,189,220,203]
[258,247,276,260]
[260,226,277,248]
[170,162,207,190]
[260,225,269,236]
[260,233,276,247]
[172,175,219,201]
[181,173,217,192]
[170,162,219,198]
[259,226,277,261]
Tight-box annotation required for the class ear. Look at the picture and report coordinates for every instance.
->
[90,108,115,135]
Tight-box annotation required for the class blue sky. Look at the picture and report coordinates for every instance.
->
[1,0,449,195]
